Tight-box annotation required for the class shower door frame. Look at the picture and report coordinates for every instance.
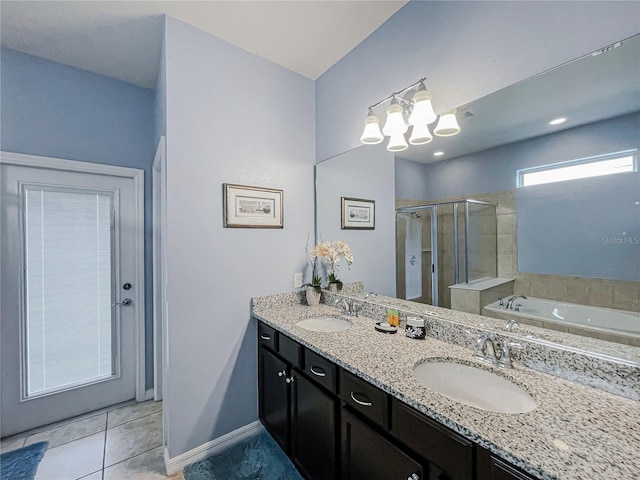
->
[396,205,439,305]
[397,199,496,307]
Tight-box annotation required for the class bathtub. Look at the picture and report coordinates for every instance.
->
[483,297,640,346]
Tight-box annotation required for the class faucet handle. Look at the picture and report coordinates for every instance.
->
[499,341,522,368]
[498,297,505,307]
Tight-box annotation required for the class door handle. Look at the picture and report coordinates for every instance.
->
[310,366,326,377]
[350,392,372,407]
[112,298,133,307]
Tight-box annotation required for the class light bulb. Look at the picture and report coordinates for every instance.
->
[434,110,461,137]
[409,124,433,145]
[408,83,437,126]
[360,109,383,144]
[387,133,408,152]
[382,100,408,136]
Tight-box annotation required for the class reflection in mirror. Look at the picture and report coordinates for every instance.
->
[316,34,640,350]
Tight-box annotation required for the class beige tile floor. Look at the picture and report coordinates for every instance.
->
[1,400,185,480]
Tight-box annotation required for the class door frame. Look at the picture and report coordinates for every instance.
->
[152,136,167,402]
[0,151,147,402]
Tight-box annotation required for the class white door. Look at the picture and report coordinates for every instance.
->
[1,153,145,436]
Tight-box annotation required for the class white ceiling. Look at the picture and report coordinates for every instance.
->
[0,0,407,89]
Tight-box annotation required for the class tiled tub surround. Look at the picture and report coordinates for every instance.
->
[252,291,640,480]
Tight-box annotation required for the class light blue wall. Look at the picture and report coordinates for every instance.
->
[413,112,640,199]
[163,16,315,458]
[316,1,640,163]
[316,145,396,296]
[518,172,639,281]
[395,156,431,201]
[0,48,157,388]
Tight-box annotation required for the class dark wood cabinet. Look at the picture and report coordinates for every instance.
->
[342,408,423,480]
[256,320,541,480]
[291,372,338,480]
[258,328,337,480]
[258,346,290,450]
[476,448,537,480]
[390,399,473,480]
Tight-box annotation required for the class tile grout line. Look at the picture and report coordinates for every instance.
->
[101,412,108,480]
[106,409,163,430]
[101,443,164,472]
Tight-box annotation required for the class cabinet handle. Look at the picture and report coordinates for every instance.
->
[285,377,295,384]
[277,370,286,377]
[310,366,326,377]
[408,474,420,480]
[260,334,271,340]
[350,391,372,407]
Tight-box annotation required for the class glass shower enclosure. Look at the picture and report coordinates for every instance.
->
[396,199,497,308]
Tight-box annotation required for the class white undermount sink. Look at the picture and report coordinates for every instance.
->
[413,361,537,414]
[296,316,351,332]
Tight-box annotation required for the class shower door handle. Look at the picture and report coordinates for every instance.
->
[409,255,419,266]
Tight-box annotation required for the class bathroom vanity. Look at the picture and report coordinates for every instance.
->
[252,290,640,480]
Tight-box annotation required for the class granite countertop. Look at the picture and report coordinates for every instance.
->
[252,295,640,480]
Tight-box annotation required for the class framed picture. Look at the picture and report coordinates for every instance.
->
[223,183,283,228]
[341,197,375,230]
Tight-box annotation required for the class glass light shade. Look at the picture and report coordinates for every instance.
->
[409,124,433,145]
[387,133,408,152]
[382,103,408,136]
[408,88,437,125]
[434,110,461,137]
[360,114,383,144]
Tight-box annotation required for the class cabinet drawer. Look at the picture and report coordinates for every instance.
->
[303,348,337,393]
[390,400,473,480]
[258,322,277,351]
[278,333,302,369]
[340,369,389,429]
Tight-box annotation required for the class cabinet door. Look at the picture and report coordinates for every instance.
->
[291,372,337,480]
[342,408,424,480]
[258,347,290,452]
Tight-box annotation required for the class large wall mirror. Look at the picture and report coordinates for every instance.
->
[316,34,639,352]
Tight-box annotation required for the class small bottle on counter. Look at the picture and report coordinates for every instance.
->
[405,317,426,339]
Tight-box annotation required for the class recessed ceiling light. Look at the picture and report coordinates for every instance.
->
[433,151,444,157]
[549,117,567,125]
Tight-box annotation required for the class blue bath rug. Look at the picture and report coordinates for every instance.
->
[184,431,302,480]
[0,441,48,480]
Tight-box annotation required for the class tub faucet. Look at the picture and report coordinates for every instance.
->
[474,334,499,365]
[506,295,527,310]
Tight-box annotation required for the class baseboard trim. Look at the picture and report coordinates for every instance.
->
[164,421,264,475]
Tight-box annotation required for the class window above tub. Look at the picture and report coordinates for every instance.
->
[517,149,638,188]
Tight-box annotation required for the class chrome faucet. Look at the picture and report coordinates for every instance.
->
[334,297,361,317]
[474,334,499,365]
[503,319,520,332]
[506,295,527,310]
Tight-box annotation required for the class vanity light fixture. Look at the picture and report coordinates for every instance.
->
[433,109,461,136]
[359,77,459,152]
[549,117,567,126]
[360,108,384,144]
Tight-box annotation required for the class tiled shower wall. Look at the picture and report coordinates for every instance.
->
[396,199,497,309]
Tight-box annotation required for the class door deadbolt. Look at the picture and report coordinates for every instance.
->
[122,283,132,290]
[112,298,133,307]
